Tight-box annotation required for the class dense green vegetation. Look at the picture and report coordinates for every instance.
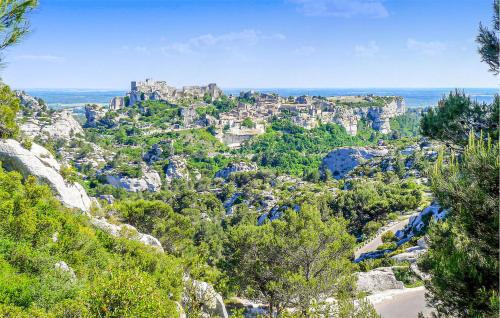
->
[389,110,422,138]
[0,84,20,138]
[0,167,183,317]
[421,91,499,146]
[419,136,499,317]
[331,178,423,236]
[240,119,371,176]
[418,4,499,315]
[223,205,377,317]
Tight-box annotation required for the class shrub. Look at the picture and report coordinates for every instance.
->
[381,230,396,243]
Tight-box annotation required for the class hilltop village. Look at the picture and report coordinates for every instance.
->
[91,79,406,148]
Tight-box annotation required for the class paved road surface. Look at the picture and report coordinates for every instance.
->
[355,215,415,258]
[369,287,435,318]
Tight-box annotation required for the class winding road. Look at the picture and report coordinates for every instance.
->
[369,287,435,318]
[355,214,415,259]
[355,213,436,317]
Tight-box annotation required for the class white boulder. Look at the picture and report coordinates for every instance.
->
[165,156,190,183]
[90,217,164,252]
[54,261,76,280]
[0,139,91,212]
[215,162,258,179]
[322,147,389,179]
[357,267,404,293]
[103,166,162,192]
[183,278,228,318]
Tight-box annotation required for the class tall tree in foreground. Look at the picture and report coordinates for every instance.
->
[419,136,499,317]
[0,0,37,54]
[419,2,500,316]
[476,0,499,74]
[0,0,37,138]
[223,205,379,317]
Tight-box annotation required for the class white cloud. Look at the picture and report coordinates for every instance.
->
[162,29,286,55]
[407,38,446,56]
[354,41,380,57]
[13,54,65,62]
[290,0,389,18]
[293,46,317,56]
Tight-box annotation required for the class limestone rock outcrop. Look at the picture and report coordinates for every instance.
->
[391,246,427,263]
[215,162,258,179]
[183,278,228,318]
[109,97,125,110]
[84,104,109,127]
[0,139,92,212]
[321,147,389,179]
[20,110,84,141]
[101,165,162,192]
[15,90,45,111]
[90,217,164,252]
[395,203,447,244]
[54,261,76,280]
[143,143,163,164]
[165,156,190,183]
[357,267,404,293]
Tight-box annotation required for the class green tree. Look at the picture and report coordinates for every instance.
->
[0,0,37,54]
[241,117,255,129]
[419,136,499,317]
[0,84,20,138]
[420,91,499,146]
[476,0,499,74]
[84,269,178,318]
[223,205,357,317]
[0,1,37,139]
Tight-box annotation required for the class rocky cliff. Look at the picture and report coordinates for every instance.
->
[321,146,389,179]
[327,99,405,135]
[20,110,84,141]
[0,139,92,212]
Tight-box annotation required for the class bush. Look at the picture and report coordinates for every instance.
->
[60,165,78,184]
[363,221,382,237]
[376,242,397,250]
[0,84,20,139]
[381,230,396,243]
[20,138,32,150]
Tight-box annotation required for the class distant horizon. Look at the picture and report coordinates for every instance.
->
[18,86,500,91]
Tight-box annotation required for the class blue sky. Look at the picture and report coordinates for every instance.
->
[3,0,498,89]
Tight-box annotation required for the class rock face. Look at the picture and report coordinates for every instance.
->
[90,217,164,252]
[143,144,163,164]
[54,261,76,280]
[102,166,162,192]
[15,90,45,111]
[395,203,447,244]
[215,162,258,179]
[109,97,125,110]
[84,104,108,127]
[20,110,84,141]
[183,279,228,318]
[321,147,389,179]
[391,246,427,264]
[0,139,92,212]
[316,98,405,136]
[357,267,404,293]
[165,156,190,183]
